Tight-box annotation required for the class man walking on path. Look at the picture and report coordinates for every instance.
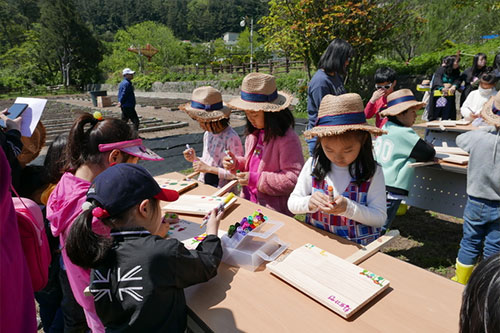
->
[118,68,139,131]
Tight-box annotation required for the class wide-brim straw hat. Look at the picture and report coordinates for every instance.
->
[480,93,500,127]
[379,89,426,117]
[304,93,386,139]
[179,86,231,122]
[227,73,292,112]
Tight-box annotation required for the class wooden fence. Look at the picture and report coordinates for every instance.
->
[169,59,305,76]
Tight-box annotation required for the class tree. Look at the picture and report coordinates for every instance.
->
[101,21,186,75]
[259,0,420,81]
[39,0,102,86]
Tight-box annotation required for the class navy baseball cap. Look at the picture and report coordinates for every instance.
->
[86,164,179,216]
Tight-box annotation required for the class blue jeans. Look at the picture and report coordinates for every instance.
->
[457,196,500,265]
[382,198,402,233]
[306,137,317,157]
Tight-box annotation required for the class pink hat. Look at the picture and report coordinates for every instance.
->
[98,139,163,161]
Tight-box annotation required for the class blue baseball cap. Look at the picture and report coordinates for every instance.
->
[86,164,179,216]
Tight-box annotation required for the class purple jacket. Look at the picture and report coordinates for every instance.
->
[235,128,304,216]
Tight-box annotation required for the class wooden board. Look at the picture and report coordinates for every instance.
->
[426,120,470,127]
[435,153,469,165]
[162,194,237,215]
[166,219,226,250]
[267,243,390,319]
[434,146,468,156]
[155,177,198,194]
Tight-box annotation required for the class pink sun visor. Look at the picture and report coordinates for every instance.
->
[98,139,163,161]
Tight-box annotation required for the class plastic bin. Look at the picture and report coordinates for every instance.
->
[89,91,107,107]
[221,220,289,271]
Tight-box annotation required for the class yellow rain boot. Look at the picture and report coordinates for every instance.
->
[451,259,474,285]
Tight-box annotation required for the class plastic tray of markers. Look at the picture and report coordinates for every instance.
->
[221,217,289,271]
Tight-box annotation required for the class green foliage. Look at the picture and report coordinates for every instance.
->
[101,21,186,75]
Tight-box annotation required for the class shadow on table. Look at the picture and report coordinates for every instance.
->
[185,265,243,332]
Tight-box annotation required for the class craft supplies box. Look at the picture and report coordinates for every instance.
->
[221,220,289,271]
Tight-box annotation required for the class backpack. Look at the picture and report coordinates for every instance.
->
[12,196,51,292]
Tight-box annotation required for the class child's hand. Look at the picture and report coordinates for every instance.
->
[193,160,210,173]
[369,89,385,104]
[223,151,237,171]
[236,172,249,186]
[183,147,196,162]
[308,191,332,211]
[0,108,22,131]
[206,207,224,236]
[321,195,348,215]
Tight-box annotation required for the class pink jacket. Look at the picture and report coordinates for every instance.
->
[364,96,388,128]
[0,147,36,333]
[235,128,304,216]
[46,172,107,332]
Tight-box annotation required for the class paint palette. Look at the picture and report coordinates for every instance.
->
[267,244,390,319]
[155,178,198,194]
[162,194,238,216]
[167,219,226,250]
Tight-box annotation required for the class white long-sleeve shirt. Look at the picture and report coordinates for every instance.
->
[287,157,387,227]
[460,88,497,122]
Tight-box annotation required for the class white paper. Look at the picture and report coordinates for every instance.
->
[14,97,47,137]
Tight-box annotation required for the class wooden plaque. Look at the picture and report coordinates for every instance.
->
[162,194,237,215]
[155,177,198,194]
[267,243,390,319]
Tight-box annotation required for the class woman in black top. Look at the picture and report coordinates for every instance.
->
[460,53,487,106]
[428,55,461,120]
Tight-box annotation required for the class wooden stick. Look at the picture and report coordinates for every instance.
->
[345,230,400,265]
[408,161,439,168]
[212,180,238,196]
[184,171,200,180]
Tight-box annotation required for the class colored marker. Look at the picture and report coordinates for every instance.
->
[200,193,235,228]
[328,186,334,203]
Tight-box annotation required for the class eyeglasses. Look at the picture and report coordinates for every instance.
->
[375,83,392,90]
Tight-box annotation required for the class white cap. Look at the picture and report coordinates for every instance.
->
[122,68,135,75]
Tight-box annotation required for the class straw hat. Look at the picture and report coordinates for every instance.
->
[227,73,292,112]
[18,121,46,167]
[304,93,386,139]
[480,93,500,127]
[379,89,426,117]
[179,86,231,122]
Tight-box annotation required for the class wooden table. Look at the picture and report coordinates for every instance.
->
[413,121,477,147]
[160,172,464,333]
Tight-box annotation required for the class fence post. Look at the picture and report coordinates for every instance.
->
[203,65,207,75]
[230,64,233,74]
[255,61,259,72]
[243,63,246,75]
[220,63,223,74]
[285,58,290,73]
[212,65,215,75]
[269,59,273,74]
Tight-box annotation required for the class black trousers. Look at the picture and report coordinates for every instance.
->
[58,268,88,333]
[121,106,140,131]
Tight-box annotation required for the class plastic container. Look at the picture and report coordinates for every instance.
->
[89,90,107,107]
[221,220,289,271]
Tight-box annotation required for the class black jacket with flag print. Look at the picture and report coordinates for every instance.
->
[89,228,222,332]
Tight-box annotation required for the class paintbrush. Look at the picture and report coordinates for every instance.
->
[200,192,235,228]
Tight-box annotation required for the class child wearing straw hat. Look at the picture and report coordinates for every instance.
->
[451,92,500,285]
[374,89,435,233]
[288,93,387,245]
[223,73,304,216]
[181,86,243,188]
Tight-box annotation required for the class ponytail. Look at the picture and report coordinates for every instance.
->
[65,113,137,171]
[66,201,112,269]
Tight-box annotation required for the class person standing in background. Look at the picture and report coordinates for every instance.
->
[118,68,140,131]
[306,39,353,156]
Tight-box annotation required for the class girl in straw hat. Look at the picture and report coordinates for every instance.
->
[288,93,387,245]
[451,92,500,285]
[374,89,435,233]
[223,73,304,216]
[181,86,243,188]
